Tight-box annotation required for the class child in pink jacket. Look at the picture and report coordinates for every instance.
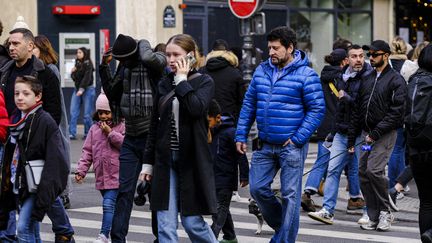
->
[75,93,125,243]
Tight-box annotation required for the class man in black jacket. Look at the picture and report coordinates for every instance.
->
[0,28,73,242]
[348,40,407,232]
[0,28,61,124]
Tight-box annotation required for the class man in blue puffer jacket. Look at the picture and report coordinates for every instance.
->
[235,26,325,243]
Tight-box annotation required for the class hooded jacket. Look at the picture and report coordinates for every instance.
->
[76,121,125,190]
[201,50,247,120]
[316,65,341,140]
[236,50,325,146]
[210,115,249,190]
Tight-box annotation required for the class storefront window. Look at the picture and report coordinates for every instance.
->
[337,0,371,10]
[337,12,371,46]
[287,0,333,9]
[289,10,334,72]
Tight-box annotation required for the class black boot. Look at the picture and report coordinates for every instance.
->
[421,228,432,243]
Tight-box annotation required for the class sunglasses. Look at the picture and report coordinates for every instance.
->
[367,52,386,58]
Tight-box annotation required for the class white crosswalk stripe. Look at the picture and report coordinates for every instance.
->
[37,201,420,243]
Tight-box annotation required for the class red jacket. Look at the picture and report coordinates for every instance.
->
[0,90,8,143]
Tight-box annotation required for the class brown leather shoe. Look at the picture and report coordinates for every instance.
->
[347,198,365,210]
[301,193,316,212]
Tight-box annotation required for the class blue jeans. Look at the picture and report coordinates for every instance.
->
[47,197,74,236]
[250,143,305,243]
[111,135,147,243]
[17,195,41,243]
[388,128,406,188]
[100,189,118,238]
[157,162,217,243]
[69,86,95,137]
[0,210,16,242]
[322,133,362,214]
[304,140,330,193]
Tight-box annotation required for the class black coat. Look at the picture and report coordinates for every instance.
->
[71,59,94,90]
[0,109,69,222]
[210,115,249,190]
[144,71,217,216]
[0,45,10,69]
[0,56,62,125]
[316,65,341,140]
[348,64,407,147]
[335,64,373,135]
[201,53,247,120]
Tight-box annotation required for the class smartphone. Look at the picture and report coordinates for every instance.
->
[185,53,196,67]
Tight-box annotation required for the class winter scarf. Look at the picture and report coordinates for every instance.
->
[125,64,153,117]
[9,102,43,141]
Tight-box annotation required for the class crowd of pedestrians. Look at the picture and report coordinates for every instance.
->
[0,15,431,243]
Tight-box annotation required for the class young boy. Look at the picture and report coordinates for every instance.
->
[0,75,69,241]
[208,100,249,243]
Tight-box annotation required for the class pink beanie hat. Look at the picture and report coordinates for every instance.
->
[95,93,111,111]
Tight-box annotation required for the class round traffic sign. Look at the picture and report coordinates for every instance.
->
[228,0,261,19]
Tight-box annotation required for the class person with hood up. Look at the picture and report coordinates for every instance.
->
[201,40,248,121]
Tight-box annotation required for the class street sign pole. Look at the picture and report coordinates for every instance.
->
[228,0,266,83]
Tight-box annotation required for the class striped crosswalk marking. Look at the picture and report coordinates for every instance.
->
[37,204,421,243]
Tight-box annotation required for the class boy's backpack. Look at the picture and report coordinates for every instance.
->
[405,71,432,148]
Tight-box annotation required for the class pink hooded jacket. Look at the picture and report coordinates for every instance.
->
[76,122,125,190]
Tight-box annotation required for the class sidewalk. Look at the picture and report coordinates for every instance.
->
[303,143,419,223]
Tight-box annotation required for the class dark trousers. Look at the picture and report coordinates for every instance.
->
[410,152,432,235]
[111,135,147,243]
[359,130,396,222]
[211,188,236,240]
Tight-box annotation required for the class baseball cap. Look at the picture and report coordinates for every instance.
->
[362,40,391,53]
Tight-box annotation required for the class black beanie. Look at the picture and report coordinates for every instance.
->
[112,34,138,59]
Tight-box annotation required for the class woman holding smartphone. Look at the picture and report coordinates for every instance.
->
[141,34,218,242]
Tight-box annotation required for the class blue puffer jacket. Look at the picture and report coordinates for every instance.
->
[236,50,325,146]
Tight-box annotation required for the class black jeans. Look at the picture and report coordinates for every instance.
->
[211,188,236,240]
[410,152,432,235]
[111,135,148,243]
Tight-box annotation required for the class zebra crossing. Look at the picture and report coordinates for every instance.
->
[39,198,421,243]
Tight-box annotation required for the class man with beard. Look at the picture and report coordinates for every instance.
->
[308,45,371,225]
[235,26,325,243]
[348,40,407,231]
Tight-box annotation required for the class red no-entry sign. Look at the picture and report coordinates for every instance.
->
[228,0,261,19]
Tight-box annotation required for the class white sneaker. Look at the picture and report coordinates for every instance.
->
[376,211,394,231]
[231,191,242,202]
[358,212,370,225]
[94,234,109,243]
[308,208,334,225]
[403,185,410,193]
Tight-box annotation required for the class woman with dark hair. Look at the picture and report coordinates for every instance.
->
[405,44,432,243]
[141,34,218,242]
[69,47,95,140]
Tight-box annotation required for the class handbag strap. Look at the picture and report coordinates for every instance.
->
[159,72,202,110]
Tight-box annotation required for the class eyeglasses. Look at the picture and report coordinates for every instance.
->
[366,52,386,58]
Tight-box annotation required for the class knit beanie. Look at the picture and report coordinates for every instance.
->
[12,16,29,30]
[95,93,111,112]
[112,34,138,59]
